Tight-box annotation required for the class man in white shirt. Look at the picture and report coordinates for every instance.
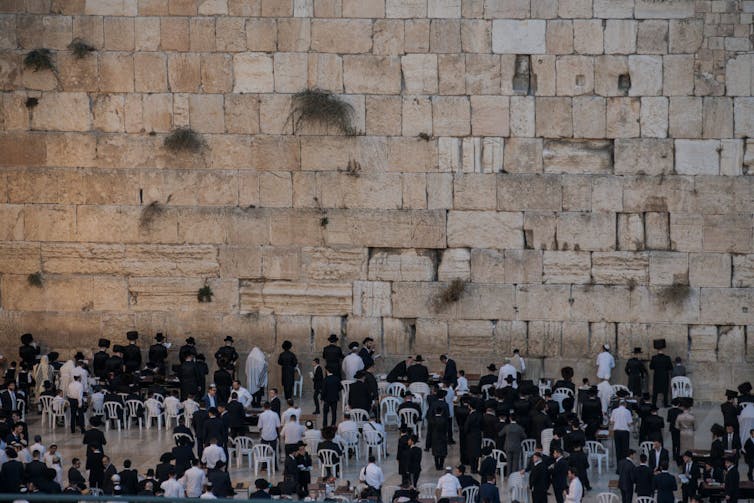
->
[359,455,385,492]
[565,466,583,503]
[281,399,302,425]
[66,375,86,434]
[597,378,614,415]
[164,391,183,416]
[258,401,281,468]
[497,361,518,389]
[43,443,61,467]
[596,344,615,381]
[342,343,364,380]
[511,349,526,379]
[201,438,226,469]
[29,435,45,458]
[435,466,462,499]
[231,380,252,409]
[610,400,633,464]
[180,459,206,498]
[337,413,359,437]
[161,470,185,498]
[71,360,89,392]
[281,414,305,454]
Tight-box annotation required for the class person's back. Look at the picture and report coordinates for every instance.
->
[633,462,653,496]
[653,470,677,503]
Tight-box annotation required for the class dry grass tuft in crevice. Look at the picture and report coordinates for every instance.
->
[164,127,205,153]
[434,278,467,310]
[68,38,96,59]
[290,88,356,135]
[24,49,55,72]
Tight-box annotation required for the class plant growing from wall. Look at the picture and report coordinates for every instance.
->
[23,49,55,72]
[417,132,432,141]
[434,278,467,310]
[68,38,95,59]
[289,88,356,135]
[339,159,362,177]
[197,284,214,303]
[27,271,44,288]
[657,283,692,306]
[139,201,164,229]
[164,127,205,153]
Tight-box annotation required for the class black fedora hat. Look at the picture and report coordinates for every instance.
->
[126,331,138,341]
[328,333,338,343]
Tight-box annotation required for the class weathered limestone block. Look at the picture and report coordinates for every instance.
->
[445,320,494,357]
[702,97,733,139]
[415,319,449,354]
[300,136,386,172]
[734,98,754,138]
[726,55,752,97]
[310,19,372,53]
[366,96,401,136]
[720,140,744,176]
[606,97,640,138]
[561,176,592,211]
[718,326,746,364]
[241,281,351,316]
[649,251,688,286]
[471,96,509,136]
[492,20,546,54]
[589,321,616,357]
[640,96,668,138]
[617,213,645,251]
[470,248,506,283]
[645,212,670,250]
[669,97,702,138]
[527,321,562,357]
[668,19,703,52]
[432,96,470,136]
[306,53,342,91]
[556,56,594,96]
[616,323,686,360]
[543,140,613,175]
[233,53,274,93]
[24,205,77,242]
[637,20,668,55]
[259,246,300,280]
[318,173,402,210]
[497,320,527,357]
[570,284,632,322]
[536,98,572,138]
[1,275,126,311]
[276,315,314,352]
[669,213,702,252]
[524,212,558,250]
[591,176,623,212]
[401,54,438,94]
[573,96,606,138]
[701,287,754,326]
[352,281,391,317]
[430,19,461,54]
[0,205,26,241]
[368,249,435,282]
[556,212,616,252]
[273,53,307,94]
[31,92,90,132]
[373,20,404,55]
[592,252,649,285]
[628,55,663,96]
[388,137,438,172]
[461,19,491,53]
[547,20,574,55]
[543,251,591,284]
[0,242,40,274]
[452,173,495,210]
[311,316,344,352]
[663,54,694,96]
[688,253,730,288]
[692,176,752,215]
[689,325,717,362]
[573,19,604,55]
[604,20,637,54]
[509,96,535,136]
[622,176,695,213]
[531,55,556,96]
[504,138,543,174]
[326,210,446,248]
[438,248,471,281]
[301,247,367,281]
[614,139,674,175]
[561,321,590,358]
[382,318,412,355]
[128,278,236,312]
[427,173,453,209]
[733,256,754,288]
[391,282,515,320]
[343,56,401,94]
[703,214,752,254]
[594,55,629,97]
[636,0,694,19]
[447,211,523,249]
[497,174,562,211]
[629,285,699,323]
[218,246,262,278]
[485,0,530,18]
[516,284,571,321]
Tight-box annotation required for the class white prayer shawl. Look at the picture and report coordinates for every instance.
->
[32,356,52,400]
[245,347,268,395]
[59,360,75,395]
[596,351,615,380]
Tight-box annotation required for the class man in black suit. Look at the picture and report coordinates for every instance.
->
[207,461,234,498]
[403,435,422,486]
[551,448,569,503]
[312,358,323,415]
[649,440,671,473]
[722,390,740,437]
[118,459,139,495]
[667,398,683,464]
[0,447,24,493]
[649,344,673,408]
[406,355,429,384]
[643,407,665,444]
[101,456,117,495]
[581,387,602,440]
[723,424,742,464]
[529,452,550,503]
[0,381,20,413]
[653,461,678,503]
[617,449,636,503]
[633,454,654,497]
[440,355,457,388]
[202,407,227,450]
[744,429,754,481]
[386,356,413,383]
[724,456,740,503]
[711,423,727,469]
[68,457,87,490]
[226,392,247,437]
[322,334,344,379]
[679,451,700,503]
[321,367,341,427]
[348,371,373,412]
[25,449,48,487]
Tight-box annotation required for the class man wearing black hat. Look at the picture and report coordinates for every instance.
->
[322,334,344,379]
[93,339,110,380]
[679,451,700,503]
[711,423,726,469]
[387,355,414,383]
[724,456,740,503]
[105,346,125,376]
[179,337,198,364]
[277,341,298,400]
[123,331,142,374]
[650,341,673,408]
[722,424,741,464]
[478,365,497,389]
[19,333,40,371]
[722,389,740,437]
[148,334,168,377]
[283,441,306,496]
[439,355,457,388]
[250,478,271,499]
[214,337,239,376]
[625,348,647,397]
[348,370,372,412]
[407,355,429,384]
[581,386,602,440]
[178,353,203,401]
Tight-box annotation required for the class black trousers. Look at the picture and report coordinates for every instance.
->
[554,486,565,503]
[323,401,338,427]
[671,429,681,463]
[68,398,85,433]
[434,455,445,470]
[653,383,669,407]
[621,488,633,503]
[313,389,321,414]
[614,430,630,466]
[681,482,695,503]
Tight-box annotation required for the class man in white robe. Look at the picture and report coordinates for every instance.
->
[245,347,268,408]
[596,344,615,381]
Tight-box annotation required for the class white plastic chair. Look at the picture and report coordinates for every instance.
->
[349,408,370,428]
[117,392,130,403]
[317,448,342,479]
[363,428,386,462]
[293,366,304,398]
[173,432,194,446]
[508,471,529,503]
[386,382,406,397]
[39,395,54,426]
[90,397,105,418]
[521,439,537,466]
[640,441,654,459]
[481,384,493,400]
[152,392,165,403]
[380,397,401,428]
[253,443,276,478]
[541,428,554,455]
[125,400,144,430]
[233,436,255,468]
[462,485,478,503]
[341,429,361,462]
[491,448,507,481]
[612,384,631,396]
[418,483,436,501]
[49,399,69,429]
[17,399,26,422]
[399,408,421,439]
[671,377,693,398]
[144,398,164,430]
[552,389,573,413]
[303,430,322,457]
[341,380,355,413]
[598,492,620,503]
[586,440,609,475]
[538,380,552,397]
[482,438,496,450]
[164,399,182,427]
[409,382,430,396]
[636,497,655,503]
[182,399,198,424]
[104,402,123,432]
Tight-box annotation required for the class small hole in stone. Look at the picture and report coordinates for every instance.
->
[618,74,631,94]
[576,75,585,86]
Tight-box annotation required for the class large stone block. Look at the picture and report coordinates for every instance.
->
[523,212,558,251]
[700,288,754,325]
[505,250,544,283]
[352,281,391,317]
[447,320,496,357]
[343,56,401,94]
[392,281,516,320]
[535,98,572,138]
[368,249,435,282]
[628,55,663,96]
[592,252,649,285]
[628,285,700,323]
[640,97,668,138]
[604,20,636,54]
[702,214,752,254]
[617,213,645,251]
[1,274,126,311]
[543,251,591,284]
[648,251,688,286]
[606,97,640,138]
[497,174,562,211]
[614,139,673,176]
[240,281,352,316]
[300,136,385,172]
[470,248,506,283]
[432,96,470,137]
[734,98,754,137]
[573,96,606,139]
[453,174,496,210]
[668,19,703,52]
[688,253,730,288]
[556,56,594,96]
[543,140,613,175]
[300,246,367,281]
[233,53,274,93]
[415,319,449,354]
[516,284,572,321]
[311,19,372,53]
[556,212,616,252]
[31,92,90,132]
[504,138,543,174]
[447,211,523,249]
[437,248,471,281]
[0,242,41,274]
[471,96,509,136]
[327,209,447,248]
[733,256,754,288]
[492,20,546,54]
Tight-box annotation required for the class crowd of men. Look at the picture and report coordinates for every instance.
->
[0,332,753,503]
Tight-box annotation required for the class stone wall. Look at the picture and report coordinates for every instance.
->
[1,0,753,400]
